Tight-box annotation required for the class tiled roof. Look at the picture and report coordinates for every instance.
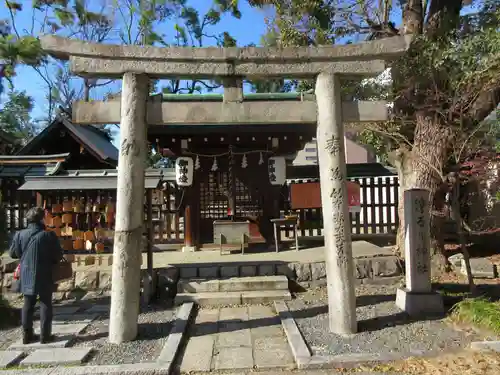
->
[18,115,118,166]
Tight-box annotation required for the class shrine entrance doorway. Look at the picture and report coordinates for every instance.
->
[196,156,264,243]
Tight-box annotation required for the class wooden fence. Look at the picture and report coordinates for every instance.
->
[2,175,398,246]
[151,184,184,243]
[1,178,37,236]
[281,175,399,237]
[0,180,184,245]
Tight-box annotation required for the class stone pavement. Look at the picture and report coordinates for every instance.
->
[177,305,295,372]
[0,302,103,368]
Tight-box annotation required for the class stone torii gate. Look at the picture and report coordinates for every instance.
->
[40,35,410,344]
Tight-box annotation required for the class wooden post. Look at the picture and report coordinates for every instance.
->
[182,199,195,252]
[109,72,149,344]
[36,192,43,207]
[315,72,357,335]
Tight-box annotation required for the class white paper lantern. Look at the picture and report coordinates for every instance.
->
[268,156,286,186]
[175,157,194,187]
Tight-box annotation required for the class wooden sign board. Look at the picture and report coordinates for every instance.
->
[290,181,360,212]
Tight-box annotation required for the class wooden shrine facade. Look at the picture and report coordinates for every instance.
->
[0,153,176,249]
[153,120,315,247]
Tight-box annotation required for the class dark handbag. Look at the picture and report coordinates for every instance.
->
[53,258,73,282]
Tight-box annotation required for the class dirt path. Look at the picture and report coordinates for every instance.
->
[361,349,500,375]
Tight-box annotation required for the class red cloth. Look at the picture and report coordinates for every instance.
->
[13,264,20,280]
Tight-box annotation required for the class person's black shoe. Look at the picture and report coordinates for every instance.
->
[40,334,56,344]
[22,329,39,345]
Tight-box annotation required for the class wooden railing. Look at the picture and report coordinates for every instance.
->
[2,176,397,249]
[280,176,400,237]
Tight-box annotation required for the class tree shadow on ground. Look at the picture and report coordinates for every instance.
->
[0,302,20,329]
[187,293,438,338]
[77,320,174,343]
[357,293,395,307]
[357,311,443,333]
[434,282,500,304]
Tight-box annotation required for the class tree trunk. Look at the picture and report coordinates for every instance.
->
[450,180,476,293]
[393,112,451,275]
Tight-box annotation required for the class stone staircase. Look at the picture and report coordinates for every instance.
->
[174,275,291,306]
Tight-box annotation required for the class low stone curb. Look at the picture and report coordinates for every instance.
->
[275,300,427,370]
[274,300,312,369]
[0,363,170,375]
[0,351,24,368]
[470,341,500,352]
[157,302,195,367]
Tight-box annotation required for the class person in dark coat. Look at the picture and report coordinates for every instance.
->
[9,207,63,344]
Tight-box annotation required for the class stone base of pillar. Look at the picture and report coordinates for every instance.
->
[396,288,444,317]
[182,245,197,253]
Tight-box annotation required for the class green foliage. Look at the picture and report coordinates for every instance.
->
[0,19,45,90]
[147,150,162,168]
[0,90,37,143]
[1,0,111,86]
[451,298,500,335]
[249,0,500,164]
[1,0,116,123]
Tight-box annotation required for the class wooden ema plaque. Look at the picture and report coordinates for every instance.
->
[290,181,360,212]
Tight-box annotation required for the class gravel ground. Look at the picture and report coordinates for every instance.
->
[0,295,176,365]
[287,284,482,357]
[73,303,175,365]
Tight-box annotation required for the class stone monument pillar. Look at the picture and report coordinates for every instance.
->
[396,189,444,316]
[315,72,357,335]
[109,73,149,344]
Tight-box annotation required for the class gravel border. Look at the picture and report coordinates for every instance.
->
[287,285,481,357]
[73,304,175,365]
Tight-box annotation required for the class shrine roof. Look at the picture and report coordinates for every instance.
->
[0,153,69,178]
[18,168,175,191]
[18,115,118,166]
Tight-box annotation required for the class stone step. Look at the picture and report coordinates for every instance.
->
[20,348,92,366]
[177,275,289,293]
[0,351,24,369]
[175,290,291,306]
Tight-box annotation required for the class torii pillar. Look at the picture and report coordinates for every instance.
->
[316,73,357,335]
[109,73,149,343]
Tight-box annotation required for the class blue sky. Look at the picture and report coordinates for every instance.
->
[1,0,269,121]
